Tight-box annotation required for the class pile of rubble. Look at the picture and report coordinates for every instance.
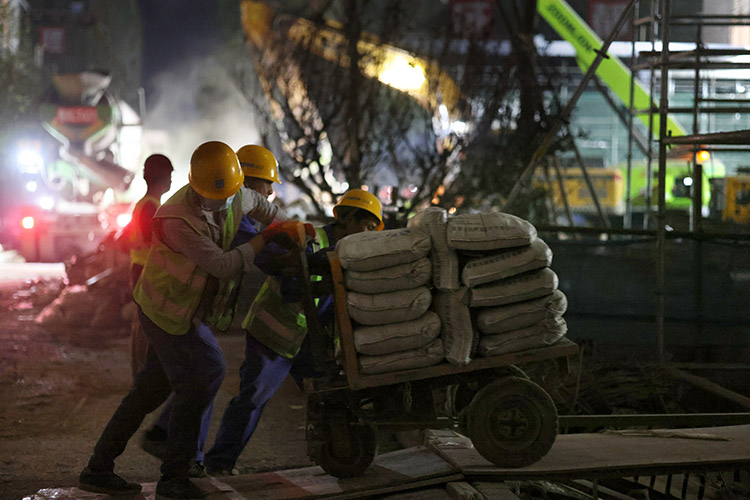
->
[35,234,133,333]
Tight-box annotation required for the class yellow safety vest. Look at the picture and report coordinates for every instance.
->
[242,227,329,358]
[133,185,242,335]
[128,195,161,266]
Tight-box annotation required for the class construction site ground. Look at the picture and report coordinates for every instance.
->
[4,262,750,500]
[0,263,313,500]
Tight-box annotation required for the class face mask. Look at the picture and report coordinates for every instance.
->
[200,193,235,212]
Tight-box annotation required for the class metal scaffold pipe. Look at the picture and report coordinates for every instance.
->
[656,0,671,364]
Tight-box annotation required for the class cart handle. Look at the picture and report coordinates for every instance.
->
[326,253,361,388]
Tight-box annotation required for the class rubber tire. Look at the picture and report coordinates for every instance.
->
[465,376,558,468]
[313,422,377,478]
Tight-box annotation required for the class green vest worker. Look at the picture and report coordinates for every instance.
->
[78,141,305,499]
[204,189,383,476]
[126,153,173,382]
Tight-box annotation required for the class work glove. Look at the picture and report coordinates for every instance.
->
[260,221,315,249]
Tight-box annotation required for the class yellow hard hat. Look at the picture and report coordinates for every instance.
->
[189,141,243,200]
[236,145,281,184]
[333,189,384,230]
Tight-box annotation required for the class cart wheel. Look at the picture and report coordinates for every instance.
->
[465,376,557,468]
[312,420,377,478]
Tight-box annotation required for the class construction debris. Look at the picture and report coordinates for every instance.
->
[34,234,132,333]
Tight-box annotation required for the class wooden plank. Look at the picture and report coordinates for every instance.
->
[471,482,522,500]
[379,487,454,500]
[664,365,750,409]
[223,446,462,500]
[559,413,750,429]
[327,253,362,389]
[429,425,750,480]
[446,481,484,500]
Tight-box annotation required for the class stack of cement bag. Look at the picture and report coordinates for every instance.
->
[409,207,568,364]
[336,228,444,375]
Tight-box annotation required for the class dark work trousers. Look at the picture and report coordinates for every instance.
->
[86,307,226,480]
[204,333,317,471]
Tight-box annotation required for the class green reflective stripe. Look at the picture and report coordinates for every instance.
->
[130,247,151,266]
[138,273,193,318]
[314,227,329,251]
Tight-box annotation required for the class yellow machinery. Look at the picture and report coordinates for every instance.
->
[710,173,750,224]
[542,167,625,215]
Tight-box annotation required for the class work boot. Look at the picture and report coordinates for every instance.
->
[188,461,206,478]
[206,466,241,477]
[78,466,142,495]
[141,425,169,460]
[155,476,207,500]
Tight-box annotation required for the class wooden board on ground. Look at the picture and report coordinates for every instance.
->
[222,446,462,500]
[427,425,750,479]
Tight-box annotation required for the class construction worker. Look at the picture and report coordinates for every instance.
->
[203,189,383,476]
[126,153,173,382]
[78,141,306,499]
[140,144,284,477]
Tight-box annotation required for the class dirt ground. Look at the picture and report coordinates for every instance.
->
[0,276,313,500]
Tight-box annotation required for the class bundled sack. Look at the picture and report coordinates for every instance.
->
[359,338,444,375]
[344,257,431,294]
[470,267,558,308]
[447,212,537,251]
[477,290,567,335]
[433,288,475,366]
[477,317,568,357]
[337,227,431,272]
[407,207,460,291]
[347,286,432,326]
[354,311,441,356]
[462,239,553,288]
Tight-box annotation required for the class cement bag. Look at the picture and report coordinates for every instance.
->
[447,212,537,251]
[344,257,431,294]
[336,227,431,272]
[477,290,567,335]
[433,288,475,366]
[462,239,553,288]
[359,338,445,375]
[470,267,558,308]
[407,207,460,290]
[354,311,441,355]
[477,317,567,357]
[347,286,432,326]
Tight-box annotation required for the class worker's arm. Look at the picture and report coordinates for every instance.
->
[240,186,287,225]
[158,218,264,280]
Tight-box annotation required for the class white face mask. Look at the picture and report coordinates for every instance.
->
[200,193,235,212]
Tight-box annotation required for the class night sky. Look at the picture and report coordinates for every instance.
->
[138,0,220,100]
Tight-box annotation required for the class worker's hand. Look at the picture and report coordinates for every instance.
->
[260,221,315,249]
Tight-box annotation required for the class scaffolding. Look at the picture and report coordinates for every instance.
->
[627,1,750,362]
[504,0,750,364]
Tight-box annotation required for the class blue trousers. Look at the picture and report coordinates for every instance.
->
[204,333,317,470]
[87,308,225,480]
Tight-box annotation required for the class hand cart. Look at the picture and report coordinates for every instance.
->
[297,250,579,478]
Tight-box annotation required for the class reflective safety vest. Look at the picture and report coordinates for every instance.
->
[128,195,161,266]
[204,216,261,332]
[242,227,329,358]
[133,185,243,335]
